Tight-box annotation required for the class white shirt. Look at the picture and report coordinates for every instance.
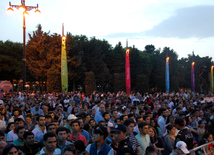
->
[32,125,47,142]
[7,129,18,143]
[36,147,61,155]
[0,120,6,129]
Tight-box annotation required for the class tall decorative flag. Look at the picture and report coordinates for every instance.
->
[125,40,131,94]
[61,23,68,94]
[166,57,170,92]
[211,66,214,92]
[191,51,195,92]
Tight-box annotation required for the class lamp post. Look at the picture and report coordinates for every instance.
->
[7,0,40,90]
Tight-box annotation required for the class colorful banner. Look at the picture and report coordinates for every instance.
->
[61,35,68,94]
[165,57,170,92]
[191,62,195,92]
[125,49,131,94]
[211,66,213,92]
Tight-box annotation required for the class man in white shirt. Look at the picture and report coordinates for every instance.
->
[32,115,47,142]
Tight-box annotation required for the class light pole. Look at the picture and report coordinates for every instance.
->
[211,65,214,92]
[166,57,170,93]
[7,0,40,91]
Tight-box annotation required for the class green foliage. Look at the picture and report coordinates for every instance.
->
[1,26,213,93]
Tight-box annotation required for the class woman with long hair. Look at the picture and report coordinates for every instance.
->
[164,124,176,155]
[5,122,15,139]
[2,144,18,155]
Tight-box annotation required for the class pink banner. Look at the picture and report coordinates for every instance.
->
[125,49,131,94]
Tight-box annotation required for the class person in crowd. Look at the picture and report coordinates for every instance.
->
[74,140,86,155]
[157,108,168,133]
[124,119,142,155]
[135,122,150,155]
[11,126,25,146]
[31,102,44,116]
[64,114,77,132]
[0,141,7,155]
[36,132,61,155]
[145,146,156,155]
[94,104,105,123]
[164,124,176,155]
[63,147,75,155]
[5,122,15,139]
[174,117,193,150]
[198,120,205,142]
[46,122,57,134]
[111,124,137,155]
[2,144,19,155]
[56,127,72,154]
[85,126,114,155]
[70,120,87,144]
[7,118,24,143]
[109,109,118,126]
[22,131,42,155]
[32,115,47,142]
[170,141,190,155]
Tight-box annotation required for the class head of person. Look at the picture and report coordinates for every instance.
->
[203,132,213,142]
[138,122,149,135]
[136,116,143,124]
[0,132,5,142]
[174,117,185,130]
[23,131,34,146]
[198,120,205,128]
[14,118,24,128]
[25,114,32,124]
[45,115,52,124]
[16,146,25,155]
[35,103,40,110]
[99,104,105,113]
[175,141,190,155]
[143,115,151,124]
[158,108,167,117]
[67,114,77,125]
[56,127,69,143]
[2,144,18,155]
[89,119,96,128]
[166,124,176,136]
[119,115,128,124]
[36,115,46,127]
[145,146,156,155]
[71,120,80,133]
[124,119,135,135]
[111,109,118,119]
[63,147,75,155]
[102,112,110,122]
[0,141,7,155]
[46,123,56,134]
[13,109,20,117]
[92,126,108,143]
[74,140,86,155]
[43,132,57,153]
[76,118,84,130]
[5,122,15,134]
[16,126,25,140]
[111,124,127,143]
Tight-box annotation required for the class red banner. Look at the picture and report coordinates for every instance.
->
[125,49,131,94]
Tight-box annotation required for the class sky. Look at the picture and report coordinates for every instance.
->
[1,0,214,60]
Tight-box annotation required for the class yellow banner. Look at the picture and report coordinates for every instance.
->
[61,36,68,94]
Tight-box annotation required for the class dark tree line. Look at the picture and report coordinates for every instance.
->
[0,24,212,94]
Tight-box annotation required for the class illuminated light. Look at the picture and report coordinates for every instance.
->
[62,36,66,41]
[126,49,130,54]
[212,66,214,68]
[34,9,41,13]
[166,57,170,61]
[24,11,29,16]
[192,62,195,65]
[7,7,14,15]
[18,6,25,12]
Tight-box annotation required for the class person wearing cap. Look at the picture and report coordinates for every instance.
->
[64,114,77,133]
[170,141,190,155]
[85,126,114,155]
[111,124,137,155]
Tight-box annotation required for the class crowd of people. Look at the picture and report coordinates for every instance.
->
[0,90,213,155]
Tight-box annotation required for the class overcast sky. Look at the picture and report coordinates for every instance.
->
[1,0,214,59]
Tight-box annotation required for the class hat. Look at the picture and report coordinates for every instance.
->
[110,124,126,133]
[67,114,77,120]
[176,141,189,154]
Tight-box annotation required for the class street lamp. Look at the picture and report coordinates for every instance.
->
[7,0,40,91]
[166,57,170,93]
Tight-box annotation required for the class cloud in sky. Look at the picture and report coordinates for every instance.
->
[105,5,214,39]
